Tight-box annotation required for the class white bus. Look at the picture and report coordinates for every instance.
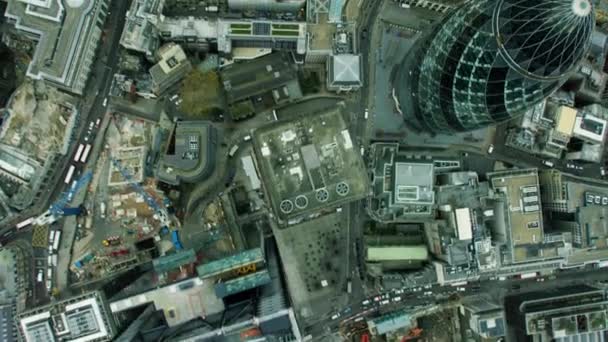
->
[64,165,76,184]
[74,144,85,162]
[52,231,61,251]
[80,144,92,163]
[519,272,538,280]
[450,280,468,287]
[16,217,34,230]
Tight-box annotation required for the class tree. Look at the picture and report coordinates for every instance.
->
[179,69,223,118]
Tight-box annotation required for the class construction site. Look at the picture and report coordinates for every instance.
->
[69,113,178,287]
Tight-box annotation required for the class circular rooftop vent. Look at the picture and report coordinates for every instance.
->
[295,195,309,209]
[280,200,294,214]
[316,189,329,202]
[336,182,350,196]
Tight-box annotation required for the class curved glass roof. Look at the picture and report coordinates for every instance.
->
[494,0,595,80]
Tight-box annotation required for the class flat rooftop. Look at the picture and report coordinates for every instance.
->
[18,292,114,342]
[307,13,334,51]
[369,143,435,220]
[109,278,224,327]
[158,121,216,185]
[253,105,368,221]
[220,52,298,105]
[489,169,557,263]
[5,0,107,93]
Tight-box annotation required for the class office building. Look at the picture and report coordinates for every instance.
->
[17,291,116,342]
[397,0,594,132]
[368,143,435,221]
[156,121,217,185]
[5,0,110,95]
[120,0,164,60]
[487,169,563,265]
[149,43,192,95]
[505,285,608,342]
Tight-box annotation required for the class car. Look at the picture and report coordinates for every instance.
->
[566,163,575,169]
[364,109,369,120]
[542,160,554,167]
[602,168,607,177]
[603,197,608,205]
[380,299,390,305]
[487,144,494,154]
[102,98,108,107]
[456,287,465,292]
[536,277,545,282]
[95,118,101,127]
[373,296,381,302]
[596,196,602,204]
[424,291,433,296]
[331,313,341,320]
[393,296,402,302]
[394,289,404,295]
[243,135,251,142]
[362,299,371,306]
[169,94,178,101]
[342,307,352,315]
[424,284,432,289]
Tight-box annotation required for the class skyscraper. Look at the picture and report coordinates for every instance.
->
[399,0,595,133]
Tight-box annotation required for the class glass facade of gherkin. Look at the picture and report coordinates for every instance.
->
[402,0,595,133]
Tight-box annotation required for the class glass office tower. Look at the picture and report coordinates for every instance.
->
[401,0,595,133]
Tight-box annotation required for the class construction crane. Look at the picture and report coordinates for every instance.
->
[110,158,186,250]
[34,171,93,226]
[110,158,170,226]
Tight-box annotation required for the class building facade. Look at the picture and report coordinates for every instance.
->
[398,0,595,133]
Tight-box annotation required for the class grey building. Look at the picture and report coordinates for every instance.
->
[397,0,594,133]
[157,121,217,185]
[505,285,608,342]
[149,43,192,95]
[17,291,116,342]
[368,143,435,222]
[327,54,362,93]
[5,0,110,95]
[120,0,164,60]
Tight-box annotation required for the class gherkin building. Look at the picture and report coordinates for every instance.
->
[399,0,595,133]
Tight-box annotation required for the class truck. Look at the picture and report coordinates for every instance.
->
[74,254,94,269]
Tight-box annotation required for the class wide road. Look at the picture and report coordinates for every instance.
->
[0,0,129,240]
[334,265,608,338]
